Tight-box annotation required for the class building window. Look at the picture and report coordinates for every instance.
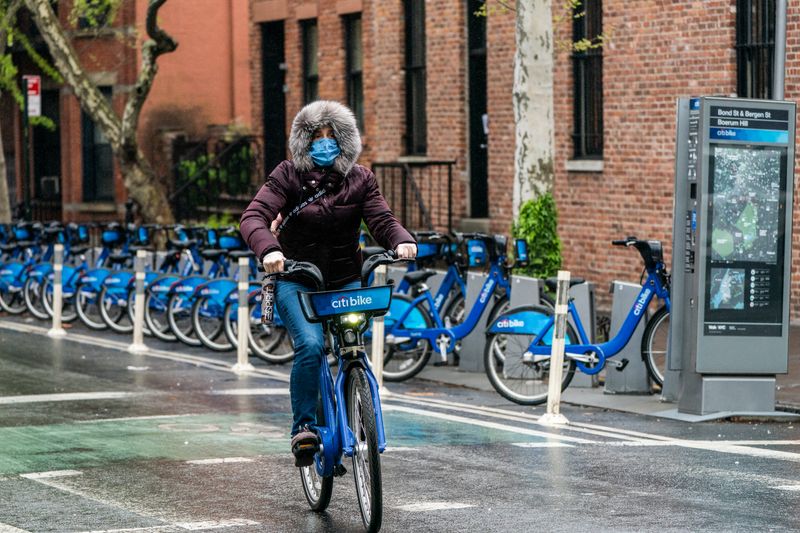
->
[82,87,114,202]
[76,0,114,29]
[572,0,603,158]
[736,0,775,99]
[405,0,426,155]
[301,19,319,104]
[344,14,364,132]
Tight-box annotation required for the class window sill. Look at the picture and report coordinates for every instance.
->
[396,155,430,163]
[566,159,604,173]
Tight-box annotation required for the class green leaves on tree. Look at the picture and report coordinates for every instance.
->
[512,192,562,279]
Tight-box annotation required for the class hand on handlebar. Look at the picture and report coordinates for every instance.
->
[262,250,285,274]
[395,242,417,260]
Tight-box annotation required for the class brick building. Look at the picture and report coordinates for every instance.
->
[248,0,800,315]
[1,0,252,222]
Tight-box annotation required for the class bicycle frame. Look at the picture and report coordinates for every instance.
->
[384,261,509,353]
[314,346,386,478]
[514,271,670,374]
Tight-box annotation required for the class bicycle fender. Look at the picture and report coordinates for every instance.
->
[147,274,181,297]
[169,275,206,297]
[0,261,24,280]
[103,270,134,288]
[79,268,112,289]
[223,281,261,304]
[487,308,551,335]
[27,263,53,279]
[195,278,236,302]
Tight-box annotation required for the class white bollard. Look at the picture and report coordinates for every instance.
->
[128,250,148,353]
[232,257,255,373]
[47,244,66,338]
[370,264,387,390]
[539,270,571,426]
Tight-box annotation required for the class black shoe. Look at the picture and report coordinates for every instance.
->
[291,425,319,467]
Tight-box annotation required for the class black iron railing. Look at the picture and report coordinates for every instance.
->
[168,135,261,223]
[372,160,454,233]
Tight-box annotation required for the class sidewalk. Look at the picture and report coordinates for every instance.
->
[416,324,800,416]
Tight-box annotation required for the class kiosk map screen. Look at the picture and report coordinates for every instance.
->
[704,144,787,337]
[710,146,781,264]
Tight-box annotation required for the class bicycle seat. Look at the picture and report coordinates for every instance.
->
[108,253,132,265]
[201,249,228,261]
[362,246,386,258]
[228,250,254,259]
[129,245,154,253]
[403,270,437,285]
[544,277,586,291]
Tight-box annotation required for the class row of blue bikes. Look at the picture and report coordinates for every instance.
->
[0,220,670,407]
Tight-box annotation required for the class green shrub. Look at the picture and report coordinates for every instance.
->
[512,193,562,278]
[206,212,238,229]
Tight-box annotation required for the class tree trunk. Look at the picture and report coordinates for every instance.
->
[0,126,10,223]
[117,148,174,224]
[513,0,555,216]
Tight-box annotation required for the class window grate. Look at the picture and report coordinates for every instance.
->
[301,19,319,104]
[404,0,427,156]
[572,0,603,159]
[344,14,364,132]
[736,0,775,99]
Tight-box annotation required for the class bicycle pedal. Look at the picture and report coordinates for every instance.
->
[612,358,630,372]
[333,464,347,477]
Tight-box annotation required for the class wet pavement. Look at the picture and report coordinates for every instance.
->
[0,319,799,532]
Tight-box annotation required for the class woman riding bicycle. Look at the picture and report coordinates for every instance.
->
[240,100,417,467]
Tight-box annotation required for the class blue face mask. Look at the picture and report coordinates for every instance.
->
[309,138,341,168]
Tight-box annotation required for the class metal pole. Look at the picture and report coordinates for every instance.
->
[232,257,255,373]
[774,0,787,100]
[539,270,570,426]
[47,244,66,338]
[128,250,148,353]
[371,265,387,389]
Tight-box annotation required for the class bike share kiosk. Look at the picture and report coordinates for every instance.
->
[670,96,796,417]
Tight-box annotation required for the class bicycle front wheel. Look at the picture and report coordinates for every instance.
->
[373,293,432,382]
[346,367,382,533]
[23,276,49,320]
[99,285,133,334]
[167,293,201,346]
[641,305,669,388]
[484,304,577,405]
[192,295,232,351]
[300,401,333,511]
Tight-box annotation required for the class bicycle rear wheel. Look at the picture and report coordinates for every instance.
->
[75,282,108,330]
[99,286,133,333]
[192,295,232,351]
[641,305,669,388]
[167,293,201,346]
[484,304,577,405]
[346,367,382,533]
[300,402,333,511]
[145,292,176,341]
[23,276,49,320]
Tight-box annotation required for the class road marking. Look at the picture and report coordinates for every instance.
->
[601,440,800,447]
[773,485,800,491]
[186,457,255,465]
[0,523,31,532]
[383,404,595,444]
[20,470,82,480]
[511,442,575,448]
[0,392,139,405]
[0,320,290,383]
[77,519,261,533]
[395,502,475,512]
[76,414,198,424]
[210,388,290,396]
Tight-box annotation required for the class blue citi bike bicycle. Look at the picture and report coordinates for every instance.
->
[370,234,518,381]
[484,236,671,405]
[270,252,400,532]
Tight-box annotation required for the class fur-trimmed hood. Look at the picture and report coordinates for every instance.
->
[289,100,362,177]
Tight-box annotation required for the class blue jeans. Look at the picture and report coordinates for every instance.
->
[276,279,359,435]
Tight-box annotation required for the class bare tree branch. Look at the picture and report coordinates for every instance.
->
[120,0,178,157]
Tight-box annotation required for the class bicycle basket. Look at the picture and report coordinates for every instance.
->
[416,242,440,259]
[219,234,245,250]
[298,285,393,323]
[102,229,124,245]
[467,239,488,267]
[515,239,529,266]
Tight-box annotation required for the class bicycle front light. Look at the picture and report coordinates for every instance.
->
[341,313,365,326]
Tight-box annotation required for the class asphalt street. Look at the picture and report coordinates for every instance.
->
[0,319,799,532]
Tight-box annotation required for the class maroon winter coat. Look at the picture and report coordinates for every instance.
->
[240,160,415,288]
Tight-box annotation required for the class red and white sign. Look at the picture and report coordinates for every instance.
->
[23,75,41,117]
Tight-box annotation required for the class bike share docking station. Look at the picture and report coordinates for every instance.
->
[666,96,798,420]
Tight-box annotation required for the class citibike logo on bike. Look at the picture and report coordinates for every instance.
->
[332,294,373,309]
[496,318,525,328]
[479,278,496,304]
[633,288,652,316]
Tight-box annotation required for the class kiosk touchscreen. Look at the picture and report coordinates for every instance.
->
[670,97,795,415]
